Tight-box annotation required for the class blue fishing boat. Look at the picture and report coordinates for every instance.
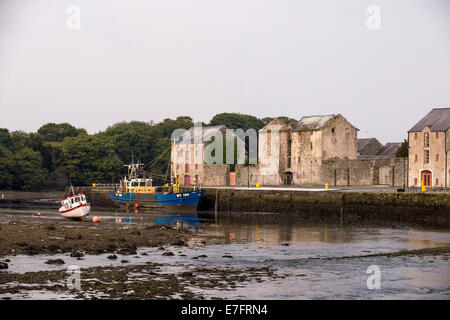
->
[109,160,203,213]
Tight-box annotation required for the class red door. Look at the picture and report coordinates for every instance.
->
[184,175,190,186]
[421,170,432,187]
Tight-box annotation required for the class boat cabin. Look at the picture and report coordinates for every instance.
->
[61,194,87,210]
[122,178,155,194]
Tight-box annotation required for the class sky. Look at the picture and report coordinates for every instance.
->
[0,0,449,144]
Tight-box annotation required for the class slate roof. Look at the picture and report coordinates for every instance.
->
[291,115,336,131]
[175,125,244,144]
[357,138,378,151]
[376,142,402,157]
[408,108,450,132]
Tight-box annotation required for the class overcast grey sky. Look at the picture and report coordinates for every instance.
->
[0,0,449,143]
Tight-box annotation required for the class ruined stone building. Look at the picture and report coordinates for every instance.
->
[258,114,359,185]
[408,107,450,188]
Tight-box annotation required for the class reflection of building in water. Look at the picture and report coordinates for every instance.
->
[106,214,201,231]
[220,222,360,245]
[153,214,200,231]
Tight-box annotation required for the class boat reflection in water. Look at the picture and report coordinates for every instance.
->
[107,213,200,231]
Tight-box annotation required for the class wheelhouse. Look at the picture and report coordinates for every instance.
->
[60,194,87,210]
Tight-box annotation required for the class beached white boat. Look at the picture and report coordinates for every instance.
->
[59,194,90,220]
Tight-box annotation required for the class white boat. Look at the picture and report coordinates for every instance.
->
[59,194,91,220]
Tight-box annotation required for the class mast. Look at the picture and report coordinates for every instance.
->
[173,139,178,193]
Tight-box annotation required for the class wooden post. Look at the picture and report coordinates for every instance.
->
[340,194,345,225]
[214,189,219,223]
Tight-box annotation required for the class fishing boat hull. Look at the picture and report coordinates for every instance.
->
[59,204,91,219]
[109,190,203,213]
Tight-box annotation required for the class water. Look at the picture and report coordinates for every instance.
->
[1,208,449,299]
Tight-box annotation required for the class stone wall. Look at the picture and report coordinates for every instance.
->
[202,164,230,186]
[198,188,450,227]
[320,158,408,187]
[234,165,271,186]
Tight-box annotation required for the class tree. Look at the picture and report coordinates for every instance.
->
[62,134,123,185]
[396,139,408,158]
[37,123,85,142]
[0,146,14,189]
[100,121,156,167]
[152,116,194,138]
[261,116,297,126]
[209,113,265,132]
[0,128,12,149]
[12,147,47,190]
[9,130,31,153]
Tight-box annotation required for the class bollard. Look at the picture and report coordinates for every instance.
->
[256,183,260,188]
[422,185,426,193]
[325,183,329,190]
[92,183,96,187]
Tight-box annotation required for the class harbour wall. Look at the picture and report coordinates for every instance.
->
[69,187,450,227]
[198,189,450,227]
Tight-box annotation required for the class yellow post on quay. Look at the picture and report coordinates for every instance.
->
[422,185,426,193]
[325,183,329,190]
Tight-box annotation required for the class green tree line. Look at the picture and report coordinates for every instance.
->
[0,113,295,191]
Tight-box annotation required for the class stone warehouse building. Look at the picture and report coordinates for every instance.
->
[258,114,359,185]
[408,108,450,188]
[171,125,243,187]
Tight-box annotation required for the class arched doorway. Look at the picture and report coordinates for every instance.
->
[421,170,432,188]
[284,172,293,186]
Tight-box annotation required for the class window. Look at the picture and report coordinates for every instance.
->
[424,132,429,147]
[185,151,190,162]
[436,154,439,162]
[414,133,418,140]
[195,175,199,185]
[436,132,439,139]
[195,164,198,170]
[345,128,349,134]
[436,178,439,186]
[331,128,335,134]
[185,164,189,173]
[414,178,418,185]
[310,142,313,150]
[414,154,418,162]
[424,150,430,164]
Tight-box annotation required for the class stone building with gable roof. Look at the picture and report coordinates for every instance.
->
[258,114,358,185]
[408,107,450,188]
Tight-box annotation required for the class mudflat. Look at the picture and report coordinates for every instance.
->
[0,214,225,257]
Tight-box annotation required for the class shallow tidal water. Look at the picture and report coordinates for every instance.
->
[1,209,449,299]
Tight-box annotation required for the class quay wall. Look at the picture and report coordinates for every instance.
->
[70,187,450,227]
[198,189,450,227]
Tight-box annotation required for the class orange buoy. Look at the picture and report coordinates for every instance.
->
[134,209,139,214]
[92,216,100,223]
[135,203,139,208]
